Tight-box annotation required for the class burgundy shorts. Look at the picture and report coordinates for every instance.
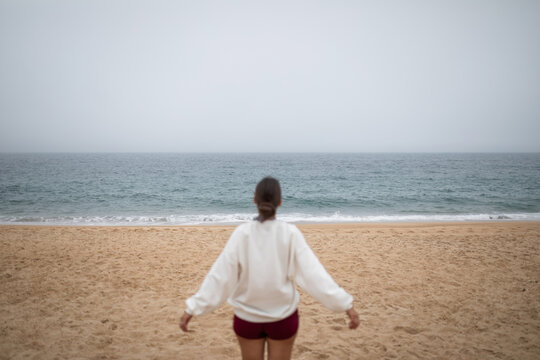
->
[233,310,299,340]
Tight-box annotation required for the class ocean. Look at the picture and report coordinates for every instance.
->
[0,153,539,225]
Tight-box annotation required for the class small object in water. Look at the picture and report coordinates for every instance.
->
[489,215,511,220]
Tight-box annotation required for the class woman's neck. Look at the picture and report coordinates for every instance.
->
[255,215,276,222]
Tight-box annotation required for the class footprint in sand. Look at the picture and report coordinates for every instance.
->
[393,326,423,335]
[331,317,345,324]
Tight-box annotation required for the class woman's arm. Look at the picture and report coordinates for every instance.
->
[182,227,242,323]
[291,227,354,313]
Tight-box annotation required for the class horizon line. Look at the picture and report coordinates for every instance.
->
[1,151,539,155]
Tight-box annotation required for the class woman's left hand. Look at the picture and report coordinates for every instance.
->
[179,311,192,332]
[346,307,360,329]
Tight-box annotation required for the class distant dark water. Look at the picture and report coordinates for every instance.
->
[1,153,539,225]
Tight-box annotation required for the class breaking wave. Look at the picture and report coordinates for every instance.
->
[1,212,539,226]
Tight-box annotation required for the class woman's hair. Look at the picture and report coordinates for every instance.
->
[254,176,281,221]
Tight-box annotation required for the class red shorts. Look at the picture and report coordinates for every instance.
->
[233,310,299,340]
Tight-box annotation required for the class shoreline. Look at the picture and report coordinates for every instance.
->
[1,221,539,359]
[0,219,539,229]
[2,211,539,227]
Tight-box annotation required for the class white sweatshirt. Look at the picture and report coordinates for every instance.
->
[185,220,353,323]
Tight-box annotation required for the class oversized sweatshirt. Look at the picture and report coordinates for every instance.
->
[185,220,353,323]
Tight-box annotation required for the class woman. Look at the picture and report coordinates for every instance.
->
[180,177,359,360]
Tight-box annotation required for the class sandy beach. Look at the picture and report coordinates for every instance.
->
[0,222,539,359]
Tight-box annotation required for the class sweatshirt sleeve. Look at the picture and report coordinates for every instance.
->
[184,227,241,316]
[290,226,353,312]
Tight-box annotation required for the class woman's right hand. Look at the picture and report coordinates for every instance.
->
[179,311,192,332]
[346,308,360,329]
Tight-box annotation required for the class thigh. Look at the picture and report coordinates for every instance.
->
[267,334,296,360]
[236,335,266,360]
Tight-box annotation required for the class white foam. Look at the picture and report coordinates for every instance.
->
[279,212,540,223]
[1,212,540,226]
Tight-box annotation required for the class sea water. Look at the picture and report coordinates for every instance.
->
[0,153,539,225]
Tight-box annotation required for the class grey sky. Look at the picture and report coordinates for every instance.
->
[1,0,539,152]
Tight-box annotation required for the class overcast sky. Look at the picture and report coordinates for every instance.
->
[0,0,539,152]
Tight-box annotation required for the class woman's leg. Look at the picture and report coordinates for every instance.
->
[236,335,266,360]
[267,334,296,360]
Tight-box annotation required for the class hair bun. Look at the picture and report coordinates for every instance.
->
[258,202,275,212]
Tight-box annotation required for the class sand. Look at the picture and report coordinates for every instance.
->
[0,222,539,359]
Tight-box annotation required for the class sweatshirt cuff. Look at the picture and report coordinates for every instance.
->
[341,294,354,312]
[185,299,195,316]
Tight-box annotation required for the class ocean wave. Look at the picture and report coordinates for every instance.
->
[1,212,540,226]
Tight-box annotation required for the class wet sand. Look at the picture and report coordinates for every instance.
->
[1,222,539,359]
